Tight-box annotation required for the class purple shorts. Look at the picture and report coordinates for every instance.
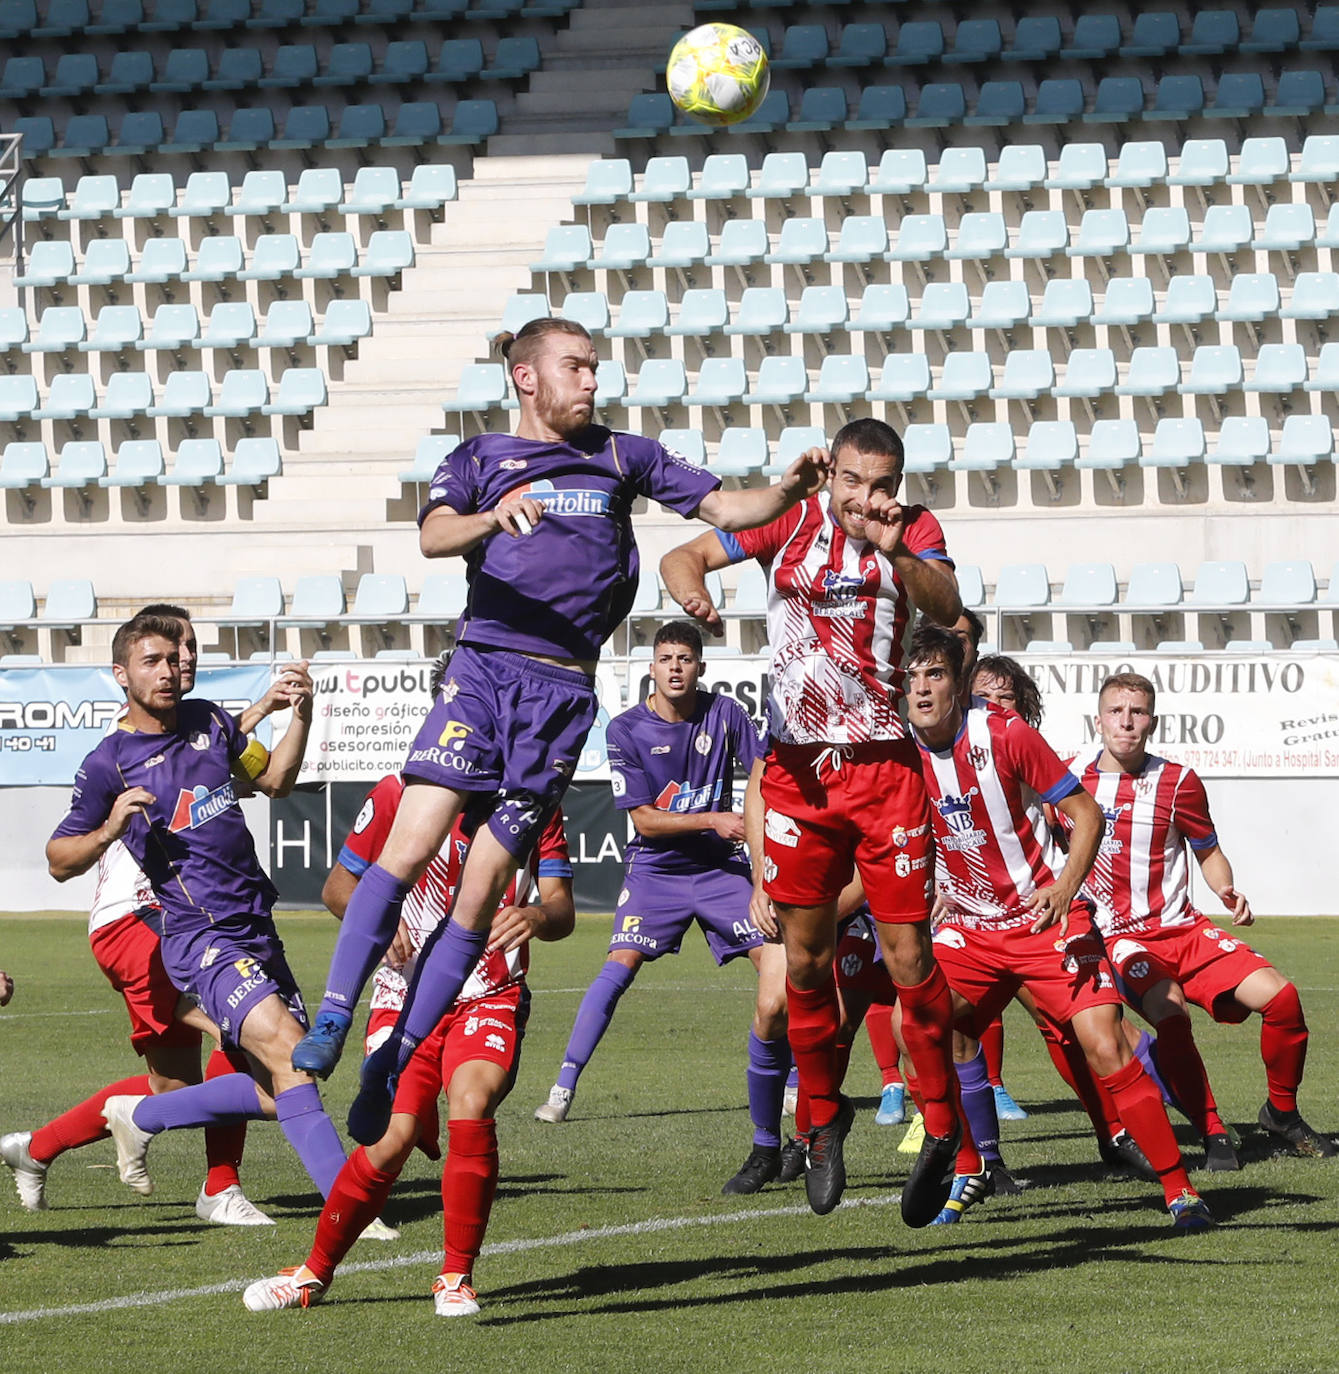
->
[403,644,596,859]
[610,862,762,965]
[161,916,308,1050]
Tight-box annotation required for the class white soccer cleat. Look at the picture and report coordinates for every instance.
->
[534,1085,572,1123]
[432,1272,480,1317]
[196,1184,275,1227]
[357,1215,400,1242]
[243,1266,326,1312]
[101,1095,154,1195]
[1,1131,50,1211]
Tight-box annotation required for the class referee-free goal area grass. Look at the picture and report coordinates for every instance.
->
[2,913,1337,1374]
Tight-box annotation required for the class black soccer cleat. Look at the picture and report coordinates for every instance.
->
[1203,1132,1241,1172]
[1259,1102,1338,1159]
[1099,1129,1159,1183]
[721,1144,781,1196]
[901,1120,960,1229]
[778,1135,807,1184]
[989,1161,1025,1195]
[804,1095,855,1216]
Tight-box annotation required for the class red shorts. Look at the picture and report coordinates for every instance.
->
[1106,915,1272,1025]
[761,740,933,924]
[377,984,528,1129]
[932,907,1123,1030]
[89,911,201,1054]
[833,920,897,1005]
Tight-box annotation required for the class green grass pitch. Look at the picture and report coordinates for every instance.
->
[1,913,1337,1374]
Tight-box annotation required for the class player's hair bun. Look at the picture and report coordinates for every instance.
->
[492,330,516,360]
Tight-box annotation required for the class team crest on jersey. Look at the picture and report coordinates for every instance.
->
[169,781,239,833]
[189,732,209,751]
[1134,774,1157,796]
[438,719,473,747]
[694,731,713,755]
[967,745,989,771]
[439,679,459,704]
[934,790,986,851]
[894,852,928,878]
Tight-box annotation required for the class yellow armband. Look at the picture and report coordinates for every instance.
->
[237,738,270,781]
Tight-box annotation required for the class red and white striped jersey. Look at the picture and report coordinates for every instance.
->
[1068,750,1218,936]
[914,705,1083,926]
[88,839,158,937]
[717,495,953,745]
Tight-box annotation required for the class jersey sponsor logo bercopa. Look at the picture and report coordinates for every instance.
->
[169,781,240,833]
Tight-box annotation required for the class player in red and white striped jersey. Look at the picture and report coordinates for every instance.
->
[663,418,970,1226]
[905,626,1212,1228]
[1072,671,1334,1160]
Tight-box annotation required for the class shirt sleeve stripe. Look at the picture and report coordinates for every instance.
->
[1040,774,1083,805]
[1187,831,1219,851]
[336,845,371,877]
[715,529,745,562]
[538,859,574,878]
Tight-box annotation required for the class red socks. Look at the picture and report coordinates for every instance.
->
[786,976,843,1128]
[1260,982,1308,1113]
[442,1118,498,1278]
[29,1074,153,1164]
[1153,1014,1225,1138]
[864,1002,903,1087]
[1100,1058,1191,1204]
[893,966,958,1139]
[1040,1022,1123,1142]
[980,1016,1005,1087]
[203,1049,249,1196]
[307,1146,399,1285]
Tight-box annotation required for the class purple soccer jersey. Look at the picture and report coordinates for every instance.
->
[421,427,720,662]
[607,689,766,875]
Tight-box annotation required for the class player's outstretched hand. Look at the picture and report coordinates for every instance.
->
[1220,885,1253,926]
[862,491,907,557]
[749,884,779,940]
[710,811,747,843]
[678,592,724,638]
[385,918,414,971]
[106,787,155,840]
[780,446,833,502]
[1024,883,1071,935]
[0,970,12,1006]
[493,494,545,537]
[485,904,543,956]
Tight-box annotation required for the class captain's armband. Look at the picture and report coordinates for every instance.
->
[237,737,270,781]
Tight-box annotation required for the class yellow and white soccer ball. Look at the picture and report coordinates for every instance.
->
[666,23,770,126]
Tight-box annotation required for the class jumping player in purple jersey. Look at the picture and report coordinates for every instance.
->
[290,317,832,1145]
[46,613,355,1215]
[534,621,792,1195]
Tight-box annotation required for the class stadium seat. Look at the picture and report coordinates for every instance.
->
[1091,278,1155,328]
[968,281,1031,332]
[607,290,669,340]
[1117,347,1181,397]
[1016,420,1077,472]
[1169,139,1230,188]
[171,171,230,222]
[909,282,969,332]
[1059,562,1118,606]
[906,84,968,128]
[705,220,769,268]
[1005,210,1068,259]
[990,350,1054,401]
[353,231,412,279]
[416,572,469,621]
[751,151,809,201]
[689,154,750,200]
[1318,210,1339,250]
[20,177,66,222]
[1145,418,1206,468]
[953,425,1015,475]
[1154,276,1217,325]
[785,285,848,336]
[231,170,287,222]
[1218,273,1281,323]
[236,234,300,282]
[594,361,625,407]
[864,148,928,196]
[95,49,153,95]
[60,175,120,222]
[261,369,326,416]
[308,299,372,349]
[532,224,593,275]
[1033,279,1094,329]
[788,87,847,133]
[282,575,344,626]
[33,374,96,422]
[0,444,47,490]
[109,111,165,157]
[948,212,1007,260]
[983,144,1048,193]
[139,303,201,353]
[0,310,29,356]
[41,443,107,488]
[901,423,952,476]
[1290,135,1339,185]
[813,150,868,200]
[393,164,457,212]
[707,428,766,477]
[327,104,385,149]
[398,434,457,486]
[1004,14,1062,61]
[743,356,808,407]
[614,93,676,140]
[770,426,828,472]
[116,172,176,219]
[202,369,266,417]
[12,118,56,159]
[1190,560,1250,605]
[590,223,652,272]
[293,233,358,280]
[1206,73,1265,119]
[647,222,710,270]
[100,439,164,487]
[441,99,498,146]
[656,429,706,467]
[887,20,944,66]
[1067,209,1130,258]
[220,437,282,485]
[929,352,993,402]
[1025,79,1085,126]
[255,301,314,350]
[823,216,888,265]
[627,360,687,410]
[1294,261,1339,309]
[888,214,948,262]
[1126,562,1183,606]
[629,157,690,204]
[271,105,331,150]
[1260,560,1318,605]
[204,46,264,90]
[1053,349,1117,398]
[181,236,244,283]
[684,358,747,409]
[1265,70,1325,118]
[0,375,39,423]
[1084,77,1145,123]
[1254,204,1316,253]
[1044,142,1108,190]
[22,307,86,354]
[1132,207,1192,257]
[929,148,988,196]
[1209,416,1270,466]
[1302,8,1339,51]
[967,80,1025,127]
[1275,414,1334,464]
[771,22,827,69]
[1178,344,1243,395]
[846,85,908,130]
[1123,11,1181,57]
[804,355,868,405]
[340,166,401,218]
[556,291,609,335]
[1107,141,1168,189]
[849,284,910,334]
[88,371,153,419]
[866,354,931,404]
[196,302,257,352]
[1246,344,1308,394]
[147,371,212,417]
[70,240,132,287]
[1146,74,1205,121]
[993,563,1051,607]
[828,20,887,67]
[14,241,76,290]
[764,217,827,266]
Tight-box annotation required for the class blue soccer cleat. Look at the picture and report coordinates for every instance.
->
[1168,1189,1215,1230]
[347,1041,398,1145]
[291,1011,352,1080]
[929,1166,994,1226]
[875,1083,906,1126]
[992,1083,1028,1121]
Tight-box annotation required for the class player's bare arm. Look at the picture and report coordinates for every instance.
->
[419,497,546,559]
[629,803,746,842]
[863,492,962,625]
[1024,788,1103,934]
[46,787,155,882]
[742,757,777,938]
[659,528,738,636]
[237,661,313,736]
[484,875,577,955]
[1196,844,1253,926]
[694,446,832,532]
[246,673,314,799]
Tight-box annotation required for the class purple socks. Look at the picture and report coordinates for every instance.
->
[1133,1029,1178,1110]
[955,1045,1002,1166]
[132,1075,265,1133]
[274,1083,346,1198]
[317,861,412,1020]
[556,961,638,1092]
[390,918,490,1073]
[747,1031,791,1149]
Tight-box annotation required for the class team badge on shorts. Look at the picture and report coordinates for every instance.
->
[1129,959,1150,980]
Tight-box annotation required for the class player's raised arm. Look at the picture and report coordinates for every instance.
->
[692,445,831,532]
[237,661,313,736]
[862,489,962,626]
[247,671,314,799]
[659,529,739,637]
[419,498,546,558]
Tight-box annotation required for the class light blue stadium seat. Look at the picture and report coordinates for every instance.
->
[59,175,120,221]
[1054,348,1117,399]
[532,224,593,275]
[262,368,326,416]
[1092,277,1155,328]
[255,301,313,349]
[196,302,257,351]
[770,426,827,472]
[607,290,669,340]
[1209,416,1270,466]
[868,354,932,404]
[964,281,1029,332]
[181,236,244,283]
[353,231,412,278]
[951,424,1015,474]
[21,177,66,223]
[1218,273,1281,323]
[238,234,300,282]
[88,371,153,419]
[416,572,469,621]
[705,219,769,268]
[1085,76,1145,123]
[646,222,710,271]
[823,215,887,265]
[1318,209,1339,250]
[901,423,952,475]
[14,241,75,290]
[689,154,750,200]
[1169,139,1230,187]
[656,429,706,466]
[594,360,626,407]
[148,371,211,417]
[983,144,1048,192]
[282,574,345,628]
[629,157,689,203]
[232,170,287,221]
[1005,210,1068,258]
[81,309,146,357]
[1179,344,1243,395]
[1304,342,1339,392]
[1056,562,1118,607]
[41,442,107,488]
[1275,414,1334,464]
[785,285,848,336]
[1143,417,1206,469]
[805,354,868,404]
[1193,204,1254,256]
[1068,209,1130,258]
[1044,142,1108,190]
[1260,560,1318,605]
[888,20,944,66]
[889,214,948,262]
[1132,207,1191,256]
[1033,278,1094,329]
[499,293,548,338]
[684,357,747,409]
[0,375,39,422]
[907,84,968,128]
[849,283,909,334]
[33,373,96,421]
[1289,135,1339,185]
[991,350,1054,401]
[340,166,401,218]
[1254,203,1316,253]
[1117,347,1181,397]
[294,232,357,280]
[751,152,809,201]
[172,171,231,221]
[1154,275,1217,325]
[929,147,989,196]
[283,167,341,215]
[22,308,86,355]
[116,172,176,220]
[557,291,609,335]
[910,282,970,332]
[864,147,928,196]
[70,240,132,287]
[929,352,993,402]
[993,563,1050,607]
[724,287,787,337]
[0,310,28,355]
[627,359,687,409]
[100,439,164,487]
[1190,560,1249,605]
[764,217,828,266]
[1126,562,1184,607]
[219,577,285,639]
[1246,344,1307,394]
[744,356,808,407]
[710,427,767,477]
[0,443,47,490]
[220,437,282,485]
[948,211,1007,260]
[308,298,372,349]
[1016,420,1077,472]
[398,434,458,485]
[813,150,868,199]
[394,164,457,212]
[203,369,266,417]
[139,303,200,352]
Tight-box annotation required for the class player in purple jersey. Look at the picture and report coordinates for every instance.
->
[46,613,356,1215]
[533,622,792,1193]
[291,317,832,1145]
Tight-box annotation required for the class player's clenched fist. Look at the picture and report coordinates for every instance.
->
[106,787,155,840]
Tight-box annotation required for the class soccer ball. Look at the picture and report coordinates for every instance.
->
[666,23,770,126]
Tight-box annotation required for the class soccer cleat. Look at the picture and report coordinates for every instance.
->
[721,1144,781,1195]
[1203,1133,1241,1173]
[896,1112,925,1156]
[1099,1129,1158,1183]
[875,1083,906,1126]
[196,1184,275,1226]
[1258,1102,1338,1159]
[778,1135,807,1183]
[992,1084,1028,1121]
[358,1216,400,1242]
[804,1095,855,1216]
[347,1042,398,1146]
[929,1167,994,1226]
[1,1131,49,1211]
[432,1272,480,1317]
[534,1085,573,1124]
[782,1084,798,1119]
[1168,1189,1215,1230]
[101,1095,154,1195]
[901,1120,961,1229]
[990,1161,1025,1195]
[291,1011,352,1080]
[243,1266,326,1312]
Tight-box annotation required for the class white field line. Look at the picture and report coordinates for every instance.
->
[0,1192,900,1325]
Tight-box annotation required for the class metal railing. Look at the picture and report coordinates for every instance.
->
[0,131,21,262]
